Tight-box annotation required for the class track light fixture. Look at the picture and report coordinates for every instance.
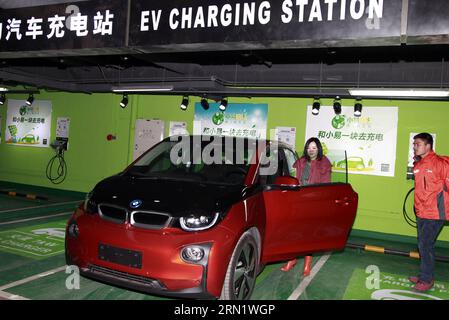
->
[219,98,228,111]
[201,97,209,110]
[180,96,189,111]
[26,94,34,106]
[119,94,128,108]
[354,98,362,117]
[333,96,342,115]
[312,97,320,115]
[0,93,5,105]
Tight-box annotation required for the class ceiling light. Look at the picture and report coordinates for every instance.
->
[180,96,189,111]
[333,96,342,115]
[201,98,209,110]
[354,98,362,117]
[219,98,228,111]
[348,88,449,98]
[120,94,128,108]
[0,93,5,105]
[312,98,320,115]
[112,85,174,93]
[26,94,34,106]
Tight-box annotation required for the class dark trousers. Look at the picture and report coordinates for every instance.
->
[416,217,445,283]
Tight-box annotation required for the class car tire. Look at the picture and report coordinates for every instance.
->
[220,231,259,300]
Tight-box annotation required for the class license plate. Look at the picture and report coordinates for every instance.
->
[98,243,142,269]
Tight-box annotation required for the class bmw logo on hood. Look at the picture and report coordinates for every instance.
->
[130,199,142,209]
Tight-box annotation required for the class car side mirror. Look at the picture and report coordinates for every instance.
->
[274,176,299,186]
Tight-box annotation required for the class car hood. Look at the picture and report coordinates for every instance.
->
[90,174,246,217]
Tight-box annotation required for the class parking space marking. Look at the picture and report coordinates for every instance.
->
[287,254,331,300]
[0,200,81,214]
[0,291,29,300]
[0,266,66,291]
[0,212,72,226]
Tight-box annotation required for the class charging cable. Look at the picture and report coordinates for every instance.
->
[46,143,67,184]
[402,187,416,228]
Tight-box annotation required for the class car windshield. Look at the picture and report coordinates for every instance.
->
[126,136,259,185]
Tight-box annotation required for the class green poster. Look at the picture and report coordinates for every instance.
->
[5,99,52,147]
[305,106,398,177]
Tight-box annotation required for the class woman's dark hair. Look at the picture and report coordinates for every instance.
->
[303,137,324,161]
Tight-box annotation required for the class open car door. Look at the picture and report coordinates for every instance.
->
[260,146,358,263]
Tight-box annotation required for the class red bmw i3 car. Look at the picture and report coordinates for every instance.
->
[65,135,358,299]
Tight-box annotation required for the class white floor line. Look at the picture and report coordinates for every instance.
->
[0,200,81,214]
[287,253,331,300]
[0,266,67,291]
[0,290,29,300]
[0,212,73,226]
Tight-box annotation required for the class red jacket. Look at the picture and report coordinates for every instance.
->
[293,156,332,185]
[413,151,449,220]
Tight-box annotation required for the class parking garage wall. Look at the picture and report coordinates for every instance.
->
[1,92,449,240]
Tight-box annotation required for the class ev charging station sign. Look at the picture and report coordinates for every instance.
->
[0,0,128,56]
[5,99,52,148]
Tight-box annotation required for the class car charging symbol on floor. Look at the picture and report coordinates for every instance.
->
[130,199,142,209]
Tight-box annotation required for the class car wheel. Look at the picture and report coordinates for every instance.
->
[220,231,259,300]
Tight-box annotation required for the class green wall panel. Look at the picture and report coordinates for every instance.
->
[1,92,449,240]
[0,92,131,192]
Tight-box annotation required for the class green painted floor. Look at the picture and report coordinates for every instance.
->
[1,181,449,300]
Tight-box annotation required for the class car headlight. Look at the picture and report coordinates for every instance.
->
[67,221,80,238]
[83,191,97,214]
[179,212,220,231]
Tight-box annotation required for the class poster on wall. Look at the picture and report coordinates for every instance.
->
[56,117,70,139]
[274,127,296,150]
[169,121,188,136]
[193,103,268,139]
[133,119,165,161]
[305,106,398,177]
[5,99,52,148]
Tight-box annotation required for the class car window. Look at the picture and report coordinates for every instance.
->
[127,137,252,185]
[257,147,282,185]
[283,148,298,178]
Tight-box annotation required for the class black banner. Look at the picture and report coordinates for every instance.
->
[407,0,449,44]
[1,0,449,56]
[0,0,128,54]
[129,0,403,51]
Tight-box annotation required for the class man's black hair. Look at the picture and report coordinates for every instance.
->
[414,132,434,149]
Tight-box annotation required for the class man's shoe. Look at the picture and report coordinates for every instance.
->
[413,280,434,292]
[408,276,419,284]
[281,259,297,272]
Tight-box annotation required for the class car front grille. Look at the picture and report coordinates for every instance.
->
[98,204,127,224]
[88,265,165,290]
[130,211,171,229]
[97,203,171,229]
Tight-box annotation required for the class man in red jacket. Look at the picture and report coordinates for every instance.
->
[410,132,449,292]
